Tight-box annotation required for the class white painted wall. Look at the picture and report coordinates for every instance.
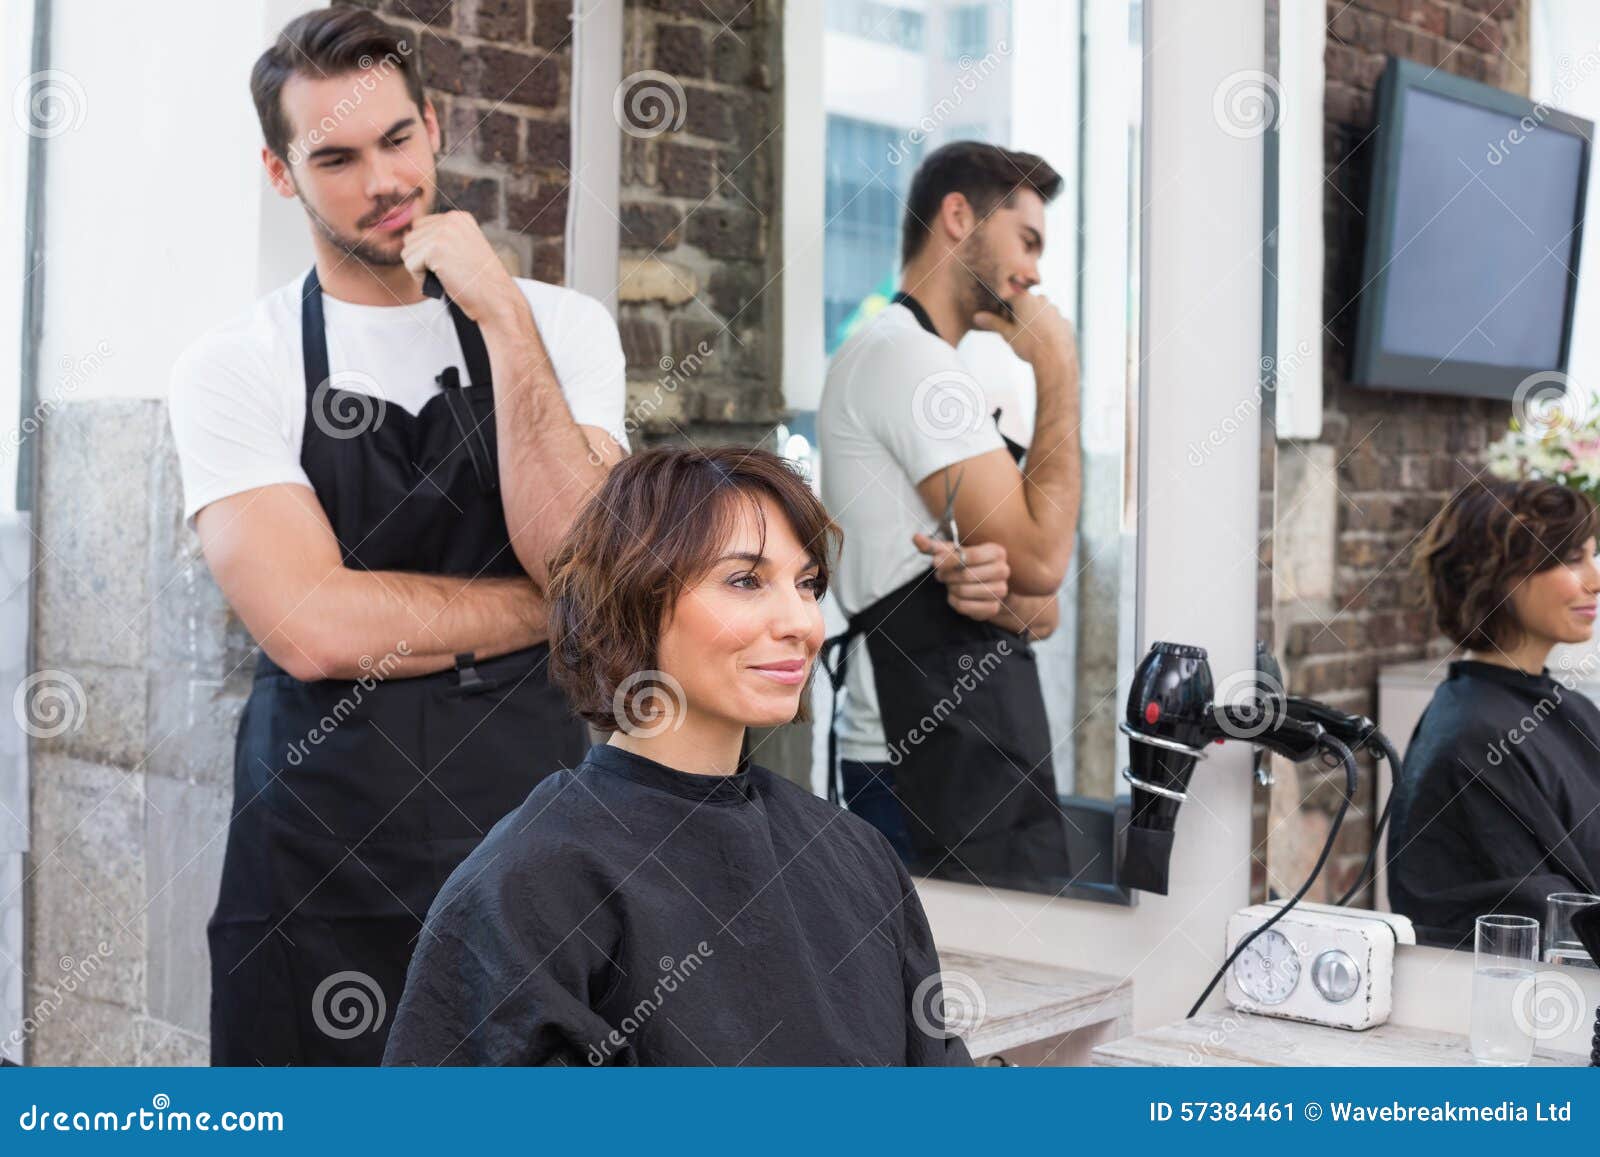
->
[1,0,37,517]
[35,1,320,411]
[1532,0,1600,402]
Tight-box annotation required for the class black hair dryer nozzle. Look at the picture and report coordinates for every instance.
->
[1118,642,1213,895]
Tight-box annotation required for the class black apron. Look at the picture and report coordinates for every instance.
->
[821,292,1072,892]
[207,267,589,1065]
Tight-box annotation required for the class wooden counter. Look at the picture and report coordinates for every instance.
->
[944,949,1132,1065]
[1091,1010,1588,1067]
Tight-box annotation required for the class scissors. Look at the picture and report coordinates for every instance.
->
[934,466,966,566]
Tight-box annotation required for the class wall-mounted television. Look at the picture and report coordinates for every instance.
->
[1352,58,1591,398]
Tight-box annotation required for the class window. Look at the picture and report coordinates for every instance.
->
[819,0,1018,355]
[824,0,926,52]
[944,5,988,61]
[824,117,920,352]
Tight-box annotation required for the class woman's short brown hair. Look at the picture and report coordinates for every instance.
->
[1413,477,1598,651]
[547,445,841,733]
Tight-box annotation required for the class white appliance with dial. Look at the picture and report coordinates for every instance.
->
[1224,901,1416,1030]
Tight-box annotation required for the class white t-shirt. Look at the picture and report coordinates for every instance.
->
[168,270,629,525]
[818,302,1031,763]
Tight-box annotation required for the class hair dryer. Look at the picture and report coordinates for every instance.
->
[1118,641,1326,894]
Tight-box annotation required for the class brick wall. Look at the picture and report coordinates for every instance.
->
[1262,0,1532,904]
[345,0,581,283]
[352,0,785,446]
[614,0,784,448]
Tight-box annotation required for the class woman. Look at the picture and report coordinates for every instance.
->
[1388,476,1600,946]
[382,446,973,1066]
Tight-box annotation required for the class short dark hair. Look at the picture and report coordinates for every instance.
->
[1413,477,1598,652]
[547,446,842,734]
[251,7,426,161]
[900,141,1064,266]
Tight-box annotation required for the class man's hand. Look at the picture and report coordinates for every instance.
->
[972,292,1078,373]
[401,210,525,328]
[913,531,1009,623]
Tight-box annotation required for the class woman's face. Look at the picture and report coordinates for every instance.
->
[1507,535,1600,646]
[656,494,826,731]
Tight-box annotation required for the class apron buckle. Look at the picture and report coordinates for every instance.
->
[448,651,499,697]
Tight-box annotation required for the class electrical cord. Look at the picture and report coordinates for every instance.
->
[1186,734,1357,1019]
[1334,731,1400,907]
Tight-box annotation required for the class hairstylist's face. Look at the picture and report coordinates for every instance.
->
[657,495,826,731]
[264,67,440,268]
[1508,535,1600,646]
[956,186,1045,313]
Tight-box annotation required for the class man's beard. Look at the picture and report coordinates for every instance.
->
[956,230,1013,320]
[295,179,429,268]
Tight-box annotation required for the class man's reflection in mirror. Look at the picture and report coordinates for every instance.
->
[818,142,1084,889]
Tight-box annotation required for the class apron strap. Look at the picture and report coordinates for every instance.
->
[818,568,939,807]
[820,623,862,806]
[443,297,494,389]
[301,266,330,396]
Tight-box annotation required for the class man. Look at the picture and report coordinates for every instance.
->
[167,9,627,1064]
[819,141,1082,890]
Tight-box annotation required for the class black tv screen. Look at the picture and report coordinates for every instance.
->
[1352,58,1591,397]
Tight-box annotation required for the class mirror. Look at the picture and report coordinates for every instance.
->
[1261,0,1600,968]
[799,0,1144,903]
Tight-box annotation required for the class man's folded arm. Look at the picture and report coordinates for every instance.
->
[194,482,548,682]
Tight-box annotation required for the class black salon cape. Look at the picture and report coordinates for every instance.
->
[381,742,974,1066]
[1387,659,1600,947]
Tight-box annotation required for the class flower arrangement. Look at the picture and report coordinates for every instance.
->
[1485,381,1600,505]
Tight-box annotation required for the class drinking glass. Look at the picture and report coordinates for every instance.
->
[1470,914,1540,1066]
[1544,892,1600,966]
